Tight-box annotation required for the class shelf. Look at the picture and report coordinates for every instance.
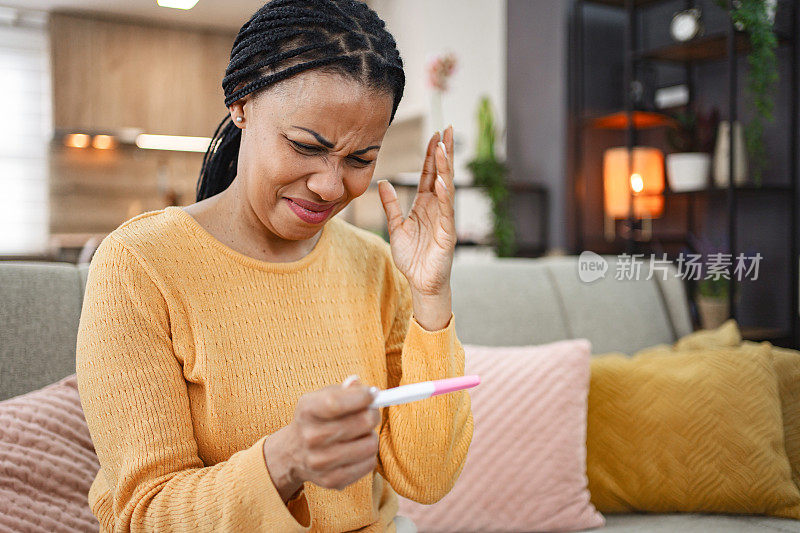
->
[376,179,472,189]
[581,0,668,7]
[662,184,793,197]
[630,184,793,198]
[740,326,792,344]
[635,31,792,64]
[378,180,547,193]
[455,240,492,247]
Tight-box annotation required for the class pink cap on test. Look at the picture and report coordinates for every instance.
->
[432,375,481,396]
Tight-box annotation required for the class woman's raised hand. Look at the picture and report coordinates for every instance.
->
[377,125,456,297]
[263,376,381,496]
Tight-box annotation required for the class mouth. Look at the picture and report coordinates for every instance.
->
[284,198,336,224]
[285,197,336,212]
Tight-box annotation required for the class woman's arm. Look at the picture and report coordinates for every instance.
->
[76,236,312,532]
[374,263,474,505]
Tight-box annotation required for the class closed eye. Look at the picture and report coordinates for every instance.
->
[289,140,374,167]
[290,140,323,154]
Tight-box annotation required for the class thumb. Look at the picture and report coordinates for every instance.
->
[341,374,361,388]
[377,180,403,235]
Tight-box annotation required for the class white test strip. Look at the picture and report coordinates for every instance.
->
[369,381,436,409]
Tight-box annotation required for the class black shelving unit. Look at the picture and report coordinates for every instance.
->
[570,0,799,348]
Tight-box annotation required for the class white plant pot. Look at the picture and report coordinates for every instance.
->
[666,152,710,192]
[697,295,729,331]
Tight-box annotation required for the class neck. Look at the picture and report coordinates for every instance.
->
[217,179,323,262]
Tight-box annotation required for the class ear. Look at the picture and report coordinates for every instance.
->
[228,99,247,129]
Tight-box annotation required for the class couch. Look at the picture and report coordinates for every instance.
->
[1,254,799,532]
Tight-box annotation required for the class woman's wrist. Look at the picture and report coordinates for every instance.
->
[262,429,304,504]
[410,285,453,331]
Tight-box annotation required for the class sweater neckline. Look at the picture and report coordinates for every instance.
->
[166,205,334,273]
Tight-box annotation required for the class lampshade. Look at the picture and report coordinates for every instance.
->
[603,146,664,219]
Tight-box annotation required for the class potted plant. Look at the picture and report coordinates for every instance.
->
[686,234,738,330]
[696,277,730,330]
[716,0,779,186]
[666,106,719,192]
[466,95,516,257]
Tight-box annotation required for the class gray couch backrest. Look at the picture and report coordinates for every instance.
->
[0,255,691,401]
[450,255,692,351]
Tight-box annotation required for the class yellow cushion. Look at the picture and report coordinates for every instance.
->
[587,341,800,519]
[768,342,800,490]
[667,319,800,490]
[673,318,741,350]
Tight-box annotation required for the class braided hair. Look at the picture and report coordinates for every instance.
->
[195,0,405,202]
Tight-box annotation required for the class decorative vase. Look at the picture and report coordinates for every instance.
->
[713,121,748,187]
[697,295,729,330]
[665,152,711,192]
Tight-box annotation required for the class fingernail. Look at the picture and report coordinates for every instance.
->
[342,374,360,388]
[438,141,448,160]
[369,386,379,399]
[434,131,440,139]
[379,179,397,200]
[437,175,447,190]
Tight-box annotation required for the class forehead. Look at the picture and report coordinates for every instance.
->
[253,71,393,138]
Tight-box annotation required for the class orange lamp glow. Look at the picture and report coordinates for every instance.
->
[64,133,91,148]
[603,146,665,219]
[92,134,116,150]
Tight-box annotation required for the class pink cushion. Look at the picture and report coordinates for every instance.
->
[397,340,605,533]
[0,374,100,532]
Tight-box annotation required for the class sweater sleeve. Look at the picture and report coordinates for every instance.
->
[75,235,312,533]
[374,261,474,505]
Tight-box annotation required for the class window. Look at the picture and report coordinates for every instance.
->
[0,10,51,255]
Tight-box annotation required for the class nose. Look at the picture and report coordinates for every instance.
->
[305,163,346,202]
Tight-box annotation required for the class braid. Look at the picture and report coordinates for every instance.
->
[195,0,405,202]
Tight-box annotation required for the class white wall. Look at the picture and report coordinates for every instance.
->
[0,16,51,254]
[370,0,507,184]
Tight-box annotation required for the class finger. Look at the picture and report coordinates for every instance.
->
[321,433,378,472]
[312,385,376,421]
[377,179,403,236]
[315,408,380,447]
[435,174,457,238]
[435,139,454,204]
[444,124,454,163]
[327,450,378,490]
[419,131,441,193]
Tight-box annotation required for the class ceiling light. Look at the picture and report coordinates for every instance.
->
[135,133,211,152]
[156,0,200,9]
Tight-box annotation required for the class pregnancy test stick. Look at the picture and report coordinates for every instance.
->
[367,375,480,409]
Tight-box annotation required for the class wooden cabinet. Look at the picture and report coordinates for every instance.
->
[50,13,235,136]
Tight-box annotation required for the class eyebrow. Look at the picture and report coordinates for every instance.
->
[291,125,380,155]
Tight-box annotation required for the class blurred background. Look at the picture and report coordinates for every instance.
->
[0,0,797,347]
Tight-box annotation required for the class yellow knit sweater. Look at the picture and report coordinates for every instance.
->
[75,206,474,532]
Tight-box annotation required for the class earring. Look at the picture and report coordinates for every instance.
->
[235,116,243,123]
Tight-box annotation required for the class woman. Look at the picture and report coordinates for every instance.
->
[75,0,473,531]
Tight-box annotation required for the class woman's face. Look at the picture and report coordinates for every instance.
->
[228,71,395,242]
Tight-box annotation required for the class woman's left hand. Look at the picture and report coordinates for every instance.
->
[377,125,456,298]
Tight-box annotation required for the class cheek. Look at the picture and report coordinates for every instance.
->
[344,171,374,199]
[249,152,306,195]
